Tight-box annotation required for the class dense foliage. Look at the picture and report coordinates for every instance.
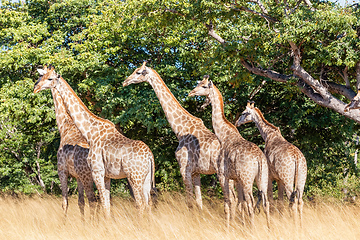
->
[0,0,359,200]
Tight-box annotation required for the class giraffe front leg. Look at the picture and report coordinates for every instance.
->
[218,174,231,228]
[176,147,195,209]
[83,179,96,222]
[89,151,110,220]
[58,169,69,218]
[77,179,85,222]
[192,174,202,210]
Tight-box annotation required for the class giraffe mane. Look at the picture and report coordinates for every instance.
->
[150,68,201,121]
[213,84,239,132]
[59,77,116,127]
[254,107,280,131]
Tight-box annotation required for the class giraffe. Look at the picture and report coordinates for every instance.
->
[34,65,155,218]
[236,101,307,227]
[344,89,360,112]
[51,87,97,220]
[188,76,270,228]
[123,62,236,211]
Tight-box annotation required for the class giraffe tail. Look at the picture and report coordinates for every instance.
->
[290,156,300,204]
[149,152,158,204]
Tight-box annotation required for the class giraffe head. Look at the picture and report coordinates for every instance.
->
[344,90,360,112]
[34,65,61,93]
[235,101,255,126]
[123,61,152,87]
[188,75,212,97]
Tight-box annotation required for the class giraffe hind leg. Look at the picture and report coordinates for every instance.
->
[77,179,85,222]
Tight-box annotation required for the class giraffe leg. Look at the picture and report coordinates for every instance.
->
[218,174,231,228]
[192,174,202,210]
[277,181,285,215]
[83,179,96,222]
[228,179,237,221]
[243,189,255,228]
[58,169,69,218]
[77,179,85,222]
[129,178,145,215]
[284,183,298,226]
[255,162,270,229]
[176,147,195,209]
[90,150,110,220]
[235,181,245,224]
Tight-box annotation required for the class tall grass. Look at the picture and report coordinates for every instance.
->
[1,193,360,239]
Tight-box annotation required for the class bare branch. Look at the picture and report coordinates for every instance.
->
[205,21,226,45]
[339,66,350,88]
[249,80,266,99]
[240,59,292,82]
[249,0,268,14]
[225,4,279,23]
[303,0,316,11]
[325,81,356,100]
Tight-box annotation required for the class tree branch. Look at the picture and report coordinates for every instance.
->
[356,62,360,90]
[205,21,226,45]
[226,4,279,23]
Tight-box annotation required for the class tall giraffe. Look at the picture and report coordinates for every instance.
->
[51,87,97,220]
[236,102,307,226]
[34,65,155,218]
[188,76,270,228]
[123,62,236,210]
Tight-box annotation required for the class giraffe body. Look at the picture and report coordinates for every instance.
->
[189,77,270,228]
[34,66,155,218]
[236,102,307,226]
[123,63,237,210]
[51,88,96,220]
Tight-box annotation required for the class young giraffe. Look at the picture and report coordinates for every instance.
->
[51,88,97,220]
[123,62,236,211]
[34,65,155,218]
[236,102,307,227]
[188,76,270,228]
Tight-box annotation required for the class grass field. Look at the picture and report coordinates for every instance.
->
[1,192,360,240]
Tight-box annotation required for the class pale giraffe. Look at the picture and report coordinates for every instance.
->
[51,87,97,220]
[188,76,270,228]
[123,62,236,211]
[34,65,155,218]
[236,102,307,226]
[345,89,360,112]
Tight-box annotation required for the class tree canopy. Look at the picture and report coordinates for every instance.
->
[0,0,359,199]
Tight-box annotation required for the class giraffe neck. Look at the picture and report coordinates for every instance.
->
[51,88,87,146]
[251,109,282,142]
[209,85,242,142]
[55,77,115,145]
[148,70,199,138]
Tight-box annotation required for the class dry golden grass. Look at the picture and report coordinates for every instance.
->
[1,192,360,240]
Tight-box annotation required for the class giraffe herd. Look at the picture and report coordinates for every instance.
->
[33,62,310,229]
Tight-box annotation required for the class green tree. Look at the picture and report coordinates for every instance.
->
[0,0,359,199]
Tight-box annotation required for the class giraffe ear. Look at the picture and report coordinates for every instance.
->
[37,69,47,75]
[208,80,213,87]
